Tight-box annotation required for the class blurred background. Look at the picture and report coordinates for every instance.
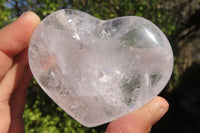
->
[1,0,200,132]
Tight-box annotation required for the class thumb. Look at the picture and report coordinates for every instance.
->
[106,96,169,133]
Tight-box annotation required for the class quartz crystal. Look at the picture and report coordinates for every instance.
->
[28,9,173,127]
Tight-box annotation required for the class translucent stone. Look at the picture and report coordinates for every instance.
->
[28,9,173,127]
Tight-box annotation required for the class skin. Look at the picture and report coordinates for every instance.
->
[0,12,169,133]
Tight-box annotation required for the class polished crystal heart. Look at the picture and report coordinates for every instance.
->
[28,9,173,127]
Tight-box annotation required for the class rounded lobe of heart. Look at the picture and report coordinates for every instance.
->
[28,9,173,127]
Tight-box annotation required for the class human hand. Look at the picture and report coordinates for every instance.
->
[0,12,40,133]
[0,11,169,133]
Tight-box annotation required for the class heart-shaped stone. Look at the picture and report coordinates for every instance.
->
[28,9,173,127]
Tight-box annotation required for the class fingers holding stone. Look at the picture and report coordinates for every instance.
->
[0,11,39,132]
[0,49,29,133]
[0,11,40,80]
[106,96,169,133]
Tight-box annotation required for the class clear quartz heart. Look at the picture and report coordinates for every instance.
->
[28,9,173,127]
